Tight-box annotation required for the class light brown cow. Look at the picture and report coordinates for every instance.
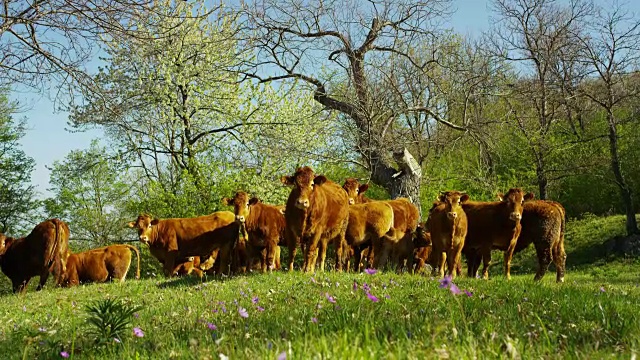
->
[281,166,350,273]
[343,202,395,272]
[0,219,70,293]
[464,194,567,282]
[342,178,420,270]
[427,191,469,279]
[461,188,526,280]
[127,212,239,277]
[62,244,140,287]
[222,192,287,272]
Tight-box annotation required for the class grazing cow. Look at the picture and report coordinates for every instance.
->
[127,212,239,277]
[464,195,567,282]
[281,166,350,273]
[412,223,433,273]
[62,244,140,287]
[0,219,70,293]
[222,192,287,272]
[427,191,469,279]
[343,201,395,272]
[461,188,526,280]
[342,178,420,270]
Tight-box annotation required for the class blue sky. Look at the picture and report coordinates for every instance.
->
[9,0,630,198]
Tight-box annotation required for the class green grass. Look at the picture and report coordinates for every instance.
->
[0,215,639,359]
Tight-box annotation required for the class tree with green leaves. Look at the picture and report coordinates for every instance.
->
[0,90,39,234]
[44,140,132,246]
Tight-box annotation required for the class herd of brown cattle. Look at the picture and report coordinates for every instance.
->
[0,166,567,294]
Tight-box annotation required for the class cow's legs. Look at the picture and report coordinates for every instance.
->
[480,246,492,280]
[13,278,30,294]
[504,239,518,280]
[286,229,299,272]
[318,239,330,272]
[304,233,322,273]
[36,270,50,291]
[533,241,552,281]
[163,251,178,278]
[552,238,567,283]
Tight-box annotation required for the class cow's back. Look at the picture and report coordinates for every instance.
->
[385,198,419,234]
[153,211,237,254]
[295,180,349,238]
[518,201,563,253]
[462,201,516,248]
[246,203,287,245]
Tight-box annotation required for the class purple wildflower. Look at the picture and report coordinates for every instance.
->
[38,327,47,332]
[277,351,287,360]
[366,292,379,302]
[325,293,336,304]
[311,317,318,323]
[22,306,26,312]
[133,327,144,337]
[600,286,606,292]
[256,306,265,312]
[439,275,452,289]
[385,294,391,299]
[252,296,259,304]
[364,268,377,275]
[353,281,358,291]
[221,305,227,313]
[449,283,462,295]
[60,351,70,358]
[464,290,473,297]
[240,290,247,297]
[362,283,370,292]
[238,307,249,318]
[207,323,217,331]
[133,313,139,318]
[310,277,317,284]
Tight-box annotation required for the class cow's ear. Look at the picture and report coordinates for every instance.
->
[497,193,504,201]
[249,197,260,206]
[280,175,294,186]
[127,221,136,228]
[524,192,535,201]
[279,207,286,215]
[437,194,445,202]
[358,184,369,193]
[314,175,328,185]
[460,194,470,203]
[221,197,233,206]
[151,219,160,226]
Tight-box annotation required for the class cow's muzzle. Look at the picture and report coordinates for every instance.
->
[348,198,355,205]
[509,212,522,221]
[296,198,310,209]
[447,212,458,220]
[236,215,245,223]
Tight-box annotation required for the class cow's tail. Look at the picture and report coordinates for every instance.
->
[45,219,68,285]
[385,208,396,240]
[125,245,141,279]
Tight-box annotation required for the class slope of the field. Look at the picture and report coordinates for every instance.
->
[0,215,638,359]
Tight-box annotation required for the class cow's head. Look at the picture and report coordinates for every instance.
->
[0,234,7,256]
[342,178,369,205]
[222,191,260,224]
[281,166,328,209]
[497,188,526,222]
[127,214,159,244]
[414,223,432,248]
[438,191,469,220]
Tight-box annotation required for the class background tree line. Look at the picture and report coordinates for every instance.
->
[1,0,639,250]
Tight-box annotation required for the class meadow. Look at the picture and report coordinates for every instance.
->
[0,214,638,360]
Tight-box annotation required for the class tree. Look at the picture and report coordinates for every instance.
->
[489,0,592,199]
[0,90,39,234]
[577,2,640,235]
[44,140,132,246]
[242,0,481,215]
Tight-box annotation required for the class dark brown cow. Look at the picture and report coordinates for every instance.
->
[412,223,433,273]
[464,195,567,282]
[222,192,287,272]
[281,166,350,273]
[342,178,420,270]
[427,191,469,279]
[62,244,140,287]
[0,219,70,293]
[127,212,239,277]
[461,188,526,280]
[343,202,395,272]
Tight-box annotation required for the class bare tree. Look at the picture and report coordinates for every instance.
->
[576,1,640,236]
[489,0,592,199]
[241,0,474,214]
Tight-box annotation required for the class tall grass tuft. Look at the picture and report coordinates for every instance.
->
[84,298,142,345]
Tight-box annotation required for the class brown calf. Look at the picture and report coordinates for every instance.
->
[461,188,525,280]
[412,223,433,273]
[281,167,350,273]
[63,244,140,286]
[222,192,286,272]
[0,219,70,293]
[128,212,239,277]
[344,202,395,272]
[427,191,469,279]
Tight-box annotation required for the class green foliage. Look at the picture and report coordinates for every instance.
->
[0,89,39,235]
[84,298,143,345]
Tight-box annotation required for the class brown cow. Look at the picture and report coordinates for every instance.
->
[464,195,567,282]
[412,223,433,273]
[427,191,469,279]
[62,244,140,287]
[0,219,70,293]
[281,166,350,273]
[127,212,239,277]
[461,188,526,280]
[222,192,286,272]
[343,202,395,272]
[342,178,420,270]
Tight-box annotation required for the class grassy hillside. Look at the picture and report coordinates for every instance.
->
[0,215,638,359]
